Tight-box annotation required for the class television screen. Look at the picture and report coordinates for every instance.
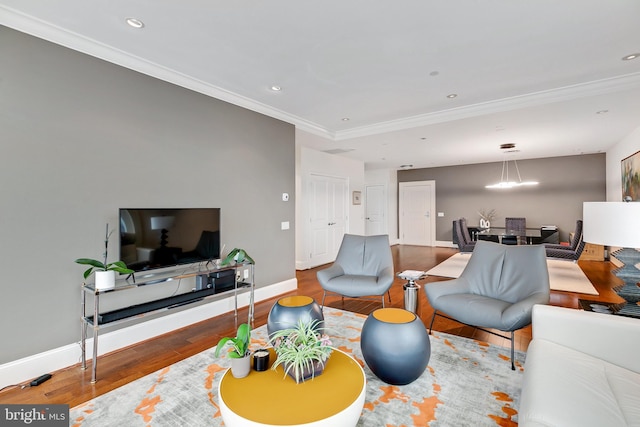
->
[119,208,221,272]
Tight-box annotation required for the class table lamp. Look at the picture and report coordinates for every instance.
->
[150,216,175,248]
[583,201,640,317]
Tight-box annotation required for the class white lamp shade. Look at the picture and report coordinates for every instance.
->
[583,202,640,248]
[150,216,175,230]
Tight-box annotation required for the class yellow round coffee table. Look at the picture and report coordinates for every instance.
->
[218,348,366,426]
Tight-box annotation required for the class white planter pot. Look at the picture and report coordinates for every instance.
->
[95,270,116,291]
[230,355,251,379]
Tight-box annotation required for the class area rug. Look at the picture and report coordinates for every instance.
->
[70,307,525,427]
[426,253,598,295]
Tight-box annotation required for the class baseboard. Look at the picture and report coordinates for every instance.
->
[436,240,457,248]
[0,279,297,389]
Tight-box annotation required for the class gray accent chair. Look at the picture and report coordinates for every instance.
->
[545,220,586,261]
[317,234,394,309]
[425,240,550,369]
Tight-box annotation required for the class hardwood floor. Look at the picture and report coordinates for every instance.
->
[0,245,623,407]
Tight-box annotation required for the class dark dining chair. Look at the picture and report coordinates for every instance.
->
[545,220,586,261]
[454,218,476,253]
[504,217,526,245]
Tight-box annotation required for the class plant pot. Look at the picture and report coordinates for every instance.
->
[230,355,251,379]
[286,359,326,383]
[95,270,116,291]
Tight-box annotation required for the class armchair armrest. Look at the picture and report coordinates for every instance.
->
[532,304,640,372]
[378,266,394,284]
[316,264,345,284]
[501,292,550,330]
[424,277,472,302]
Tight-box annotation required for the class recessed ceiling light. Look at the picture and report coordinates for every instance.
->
[429,71,440,77]
[622,53,640,61]
[400,164,413,169]
[270,85,282,91]
[446,93,457,99]
[341,117,350,121]
[596,110,609,114]
[125,17,145,29]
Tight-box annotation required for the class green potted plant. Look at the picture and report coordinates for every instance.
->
[214,323,252,378]
[75,224,134,291]
[270,318,333,383]
[221,248,254,266]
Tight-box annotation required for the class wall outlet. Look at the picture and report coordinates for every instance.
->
[281,221,290,230]
[243,268,249,279]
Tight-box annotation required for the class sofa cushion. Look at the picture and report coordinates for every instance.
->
[519,339,640,426]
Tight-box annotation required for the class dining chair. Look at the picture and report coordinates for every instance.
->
[504,217,526,245]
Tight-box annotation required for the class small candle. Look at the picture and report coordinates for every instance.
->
[253,349,270,371]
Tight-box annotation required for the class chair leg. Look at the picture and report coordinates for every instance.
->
[510,331,515,371]
[381,294,385,308]
[428,310,437,335]
[321,291,327,310]
[387,290,391,303]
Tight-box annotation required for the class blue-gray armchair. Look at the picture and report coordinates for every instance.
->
[317,234,394,309]
[425,240,550,369]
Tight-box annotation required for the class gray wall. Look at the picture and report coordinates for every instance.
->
[398,154,606,242]
[0,27,295,364]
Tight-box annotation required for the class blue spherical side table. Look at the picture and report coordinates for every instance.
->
[361,307,430,385]
[267,296,324,339]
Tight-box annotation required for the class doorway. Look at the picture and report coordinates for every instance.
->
[365,184,386,236]
[307,174,348,267]
[399,181,436,246]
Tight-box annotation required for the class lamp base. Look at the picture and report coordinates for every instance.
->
[609,248,640,316]
[616,302,640,318]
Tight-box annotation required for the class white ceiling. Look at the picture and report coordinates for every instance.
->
[2,0,640,169]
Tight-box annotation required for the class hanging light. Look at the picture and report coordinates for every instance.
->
[485,158,539,189]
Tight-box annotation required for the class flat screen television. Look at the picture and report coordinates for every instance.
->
[119,208,221,272]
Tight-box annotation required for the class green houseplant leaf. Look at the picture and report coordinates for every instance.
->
[270,318,333,383]
[214,323,251,359]
[75,224,134,280]
[221,248,255,266]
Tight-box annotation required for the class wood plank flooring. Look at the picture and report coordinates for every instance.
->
[0,245,623,408]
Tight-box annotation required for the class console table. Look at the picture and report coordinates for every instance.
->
[80,262,254,383]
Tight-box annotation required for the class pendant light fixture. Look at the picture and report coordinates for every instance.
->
[485,144,539,189]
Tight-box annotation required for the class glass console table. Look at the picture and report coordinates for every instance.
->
[80,262,254,383]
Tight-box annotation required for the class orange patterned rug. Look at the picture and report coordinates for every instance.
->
[70,307,524,426]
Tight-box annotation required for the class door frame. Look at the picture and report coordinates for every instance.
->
[399,180,436,246]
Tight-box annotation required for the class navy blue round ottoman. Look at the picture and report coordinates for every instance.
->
[267,296,324,340]
[361,307,430,385]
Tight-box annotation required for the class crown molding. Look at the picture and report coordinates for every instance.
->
[0,6,333,139]
[334,72,640,141]
[4,6,639,144]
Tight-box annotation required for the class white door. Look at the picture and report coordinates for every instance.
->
[365,184,386,236]
[399,181,435,246]
[308,174,348,266]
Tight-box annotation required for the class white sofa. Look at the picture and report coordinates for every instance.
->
[519,304,640,426]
